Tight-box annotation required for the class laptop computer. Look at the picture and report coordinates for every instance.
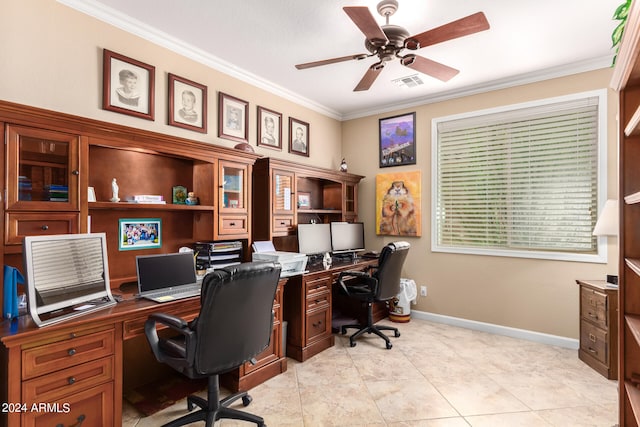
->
[136,252,201,303]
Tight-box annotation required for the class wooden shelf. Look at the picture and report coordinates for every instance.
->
[299,209,342,215]
[89,201,215,211]
[626,381,640,425]
[626,258,640,277]
[625,191,640,204]
[626,105,640,136]
[628,315,640,348]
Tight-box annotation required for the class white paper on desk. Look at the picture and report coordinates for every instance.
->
[252,241,276,252]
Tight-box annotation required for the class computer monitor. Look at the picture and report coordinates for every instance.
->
[23,233,116,327]
[297,223,332,256]
[330,222,365,254]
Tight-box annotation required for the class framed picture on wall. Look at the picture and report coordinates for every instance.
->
[379,112,416,167]
[168,73,207,133]
[289,117,309,157]
[118,218,162,250]
[257,106,282,150]
[102,49,155,121]
[375,171,421,237]
[218,92,248,143]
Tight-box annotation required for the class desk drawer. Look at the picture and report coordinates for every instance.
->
[244,323,280,374]
[305,276,332,298]
[581,287,607,328]
[273,216,294,234]
[218,215,248,235]
[306,308,331,344]
[22,382,114,427]
[123,300,200,339]
[580,320,608,365]
[306,291,330,312]
[22,329,115,380]
[22,356,114,403]
[5,212,79,245]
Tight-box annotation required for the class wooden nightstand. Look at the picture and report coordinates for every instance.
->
[576,279,618,379]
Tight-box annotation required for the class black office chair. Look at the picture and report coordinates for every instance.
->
[144,262,281,427]
[337,241,410,349]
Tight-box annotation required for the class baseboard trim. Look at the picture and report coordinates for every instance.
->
[410,310,579,350]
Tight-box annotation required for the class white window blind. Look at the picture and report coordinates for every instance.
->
[433,94,603,261]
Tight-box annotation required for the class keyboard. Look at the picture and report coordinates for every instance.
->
[142,285,201,302]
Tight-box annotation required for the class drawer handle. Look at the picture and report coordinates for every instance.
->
[587,347,597,354]
[588,312,598,320]
[230,222,236,226]
[72,170,79,176]
[68,376,76,385]
[589,333,597,342]
[69,333,76,339]
[280,221,286,225]
[313,320,323,328]
[56,414,85,427]
[68,348,76,356]
[41,225,49,231]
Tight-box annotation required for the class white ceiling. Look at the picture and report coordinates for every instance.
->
[61,0,620,120]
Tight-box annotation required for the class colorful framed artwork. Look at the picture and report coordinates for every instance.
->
[375,171,421,236]
[168,73,207,133]
[257,106,282,150]
[218,92,248,143]
[297,191,311,209]
[102,49,155,121]
[379,112,416,167]
[172,185,187,204]
[289,117,309,157]
[119,218,162,250]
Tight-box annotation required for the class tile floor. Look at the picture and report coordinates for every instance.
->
[123,318,618,426]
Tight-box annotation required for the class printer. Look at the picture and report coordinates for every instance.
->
[251,241,308,277]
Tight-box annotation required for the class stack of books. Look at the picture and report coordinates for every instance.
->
[18,176,32,201]
[127,195,166,204]
[45,184,68,202]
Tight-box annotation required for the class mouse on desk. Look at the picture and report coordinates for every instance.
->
[362,251,379,259]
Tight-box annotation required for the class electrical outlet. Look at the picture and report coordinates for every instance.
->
[420,286,427,297]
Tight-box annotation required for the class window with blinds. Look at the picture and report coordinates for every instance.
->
[432,91,606,262]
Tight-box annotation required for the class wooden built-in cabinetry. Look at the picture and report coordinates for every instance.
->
[611,1,640,424]
[576,280,618,379]
[252,157,363,251]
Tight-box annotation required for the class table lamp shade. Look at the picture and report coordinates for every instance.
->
[592,199,619,236]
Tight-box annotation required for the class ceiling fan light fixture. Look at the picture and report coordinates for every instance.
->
[400,54,416,66]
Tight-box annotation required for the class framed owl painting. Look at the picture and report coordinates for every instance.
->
[375,171,421,237]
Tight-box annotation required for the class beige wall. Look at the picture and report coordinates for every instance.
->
[342,68,618,339]
[0,0,342,169]
[2,1,618,339]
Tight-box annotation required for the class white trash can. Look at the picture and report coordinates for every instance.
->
[389,279,417,323]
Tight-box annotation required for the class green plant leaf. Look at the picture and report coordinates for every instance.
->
[612,20,626,46]
[613,0,632,20]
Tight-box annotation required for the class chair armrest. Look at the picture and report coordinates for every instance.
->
[145,312,195,365]
[338,270,376,295]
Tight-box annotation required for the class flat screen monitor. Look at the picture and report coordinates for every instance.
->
[297,223,332,256]
[330,222,365,254]
[23,233,116,327]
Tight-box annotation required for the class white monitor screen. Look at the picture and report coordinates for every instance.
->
[23,233,115,327]
[330,222,365,253]
[297,223,332,255]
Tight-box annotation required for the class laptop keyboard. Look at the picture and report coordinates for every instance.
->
[146,285,200,300]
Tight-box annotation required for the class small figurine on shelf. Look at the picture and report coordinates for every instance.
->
[340,158,348,172]
[110,178,120,202]
[185,192,199,205]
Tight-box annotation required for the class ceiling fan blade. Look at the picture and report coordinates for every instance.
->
[343,6,388,47]
[295,54,368,70]
[405,12,490,50]
[354,63,384,91]
[401,54,459,82]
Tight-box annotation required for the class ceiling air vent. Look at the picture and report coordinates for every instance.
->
[392,74,424,88]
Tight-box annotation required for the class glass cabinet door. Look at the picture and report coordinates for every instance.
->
[344,182,357,217]
[219,161,247,212]
[273,170,294,215]
[6,125,79,211]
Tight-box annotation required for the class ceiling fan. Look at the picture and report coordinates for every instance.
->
[295,0,490,91]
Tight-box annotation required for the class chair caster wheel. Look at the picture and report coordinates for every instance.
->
[386,342,393,349]
[350,341,356,347]
[394,331,401,338]
[242,395,252,406]
[187,397,195,411]
[341,327,347,334]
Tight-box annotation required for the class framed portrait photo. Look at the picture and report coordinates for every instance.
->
[257,106,282,150]
[118,218,162,251]
[218,92,248,143]
[168,73,207,133]
[379,112,416,168]
[289,117,309,157]
[103,49,155,120]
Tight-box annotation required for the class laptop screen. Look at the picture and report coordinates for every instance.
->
[136,252,197,292]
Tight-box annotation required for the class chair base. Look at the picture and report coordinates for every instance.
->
[341,322,400,349]
[162,375,265,427]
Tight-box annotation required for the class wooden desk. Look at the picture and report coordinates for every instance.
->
[0,279,285,427]
[283,257,377,362]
